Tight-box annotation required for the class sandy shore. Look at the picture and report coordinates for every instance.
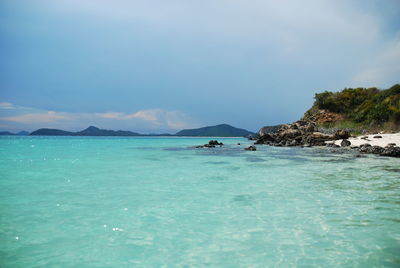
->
[327,132,400,147]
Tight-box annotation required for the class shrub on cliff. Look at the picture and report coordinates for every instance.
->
[307,84,400,127]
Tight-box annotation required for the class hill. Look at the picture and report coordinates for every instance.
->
[303,84,400,133]
[75,126,140,136]
[30,126,140,136]
[30,128,75,136]
[0,131,16,135]
[175,124,254,137]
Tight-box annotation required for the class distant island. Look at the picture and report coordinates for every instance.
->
[28,124,254,137]
[175,124,254,137]
[0,131,30,136]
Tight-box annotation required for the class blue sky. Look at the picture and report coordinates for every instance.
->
[1,0,399,133]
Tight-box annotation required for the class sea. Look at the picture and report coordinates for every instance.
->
[0,136,399,267]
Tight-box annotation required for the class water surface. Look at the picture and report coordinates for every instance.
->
[0,136,399,267]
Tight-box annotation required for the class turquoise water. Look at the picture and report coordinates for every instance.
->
[0,136,399,267]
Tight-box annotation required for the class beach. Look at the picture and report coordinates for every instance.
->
[327,132,400,147]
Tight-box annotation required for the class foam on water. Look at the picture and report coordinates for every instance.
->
[0,136,399,267]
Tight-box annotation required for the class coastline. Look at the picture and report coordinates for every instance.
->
[326,132,400,147]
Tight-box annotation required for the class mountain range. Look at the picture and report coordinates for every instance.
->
[0,131,30,136]
[28,124,254,137]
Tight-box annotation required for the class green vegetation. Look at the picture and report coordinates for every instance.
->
[304,84,400,132]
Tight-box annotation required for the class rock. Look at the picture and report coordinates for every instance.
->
[255,133,276,144]
[361,136,369,140]
[359,144,384,154]
[194,140,223,148]
[244,146,257,151]
[387,143,396,147]
[254,120,345,147]
[340,139,351,147]
[360,143,371,148]
[278,129,302,139]
[380,146,400,157]
[359,143,371,153]
[333,130,350,140]
[237,143,241,145]
[373,135,382,138]
[350,146,359,149]
[208,140,223,146]
[370,146,384,154]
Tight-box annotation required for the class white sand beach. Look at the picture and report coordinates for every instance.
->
[327,132,400,147]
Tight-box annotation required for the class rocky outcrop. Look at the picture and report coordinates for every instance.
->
[258,125,282,136]
[255,120,341,147]
[303,109,345,125]
[380,144,400,157]
[194,140,224,148]
[354,143,400,157]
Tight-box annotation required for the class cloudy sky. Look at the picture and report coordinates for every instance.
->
[1,0,399,133]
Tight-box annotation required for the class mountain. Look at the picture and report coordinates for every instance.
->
[75,126,140,136]
[30,128,75,136]
[30,126,141,136]
[17,131,30,135]
[0,131,16,135]
[175,124,254,137]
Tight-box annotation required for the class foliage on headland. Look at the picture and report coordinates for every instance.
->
[303,84,400,132]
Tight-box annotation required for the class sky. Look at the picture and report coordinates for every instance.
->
[0,0,399,133]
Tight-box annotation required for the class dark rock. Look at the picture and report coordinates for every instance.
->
[373,135,382,138]
[244,146,257,151]
[255,133,276,144]
[208,140,223,146]
[194,140,223,148]
[254,120,348,148]
[237,143,241,145]
[333,130,350,140]
[380,146,400,157]
[387,143,396,147]
[359,144,384,154]
[361,136,369,140]
[341,139,351,147]
[371,146,384,154]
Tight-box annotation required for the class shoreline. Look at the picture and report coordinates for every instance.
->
[326,132,400,147]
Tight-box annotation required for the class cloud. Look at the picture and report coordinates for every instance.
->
[0,102,198,132]
[0,102,15,109]
[351,37,400,87]
[0,111,71,123]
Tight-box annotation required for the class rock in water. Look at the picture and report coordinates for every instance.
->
[194,140,224,148]
[380,145,400,157]
[244,146,257,151]
[341,139,351,147]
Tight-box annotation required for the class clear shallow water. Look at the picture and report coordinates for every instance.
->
[0,136,399,267]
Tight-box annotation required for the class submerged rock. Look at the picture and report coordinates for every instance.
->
[244,146,257,151]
